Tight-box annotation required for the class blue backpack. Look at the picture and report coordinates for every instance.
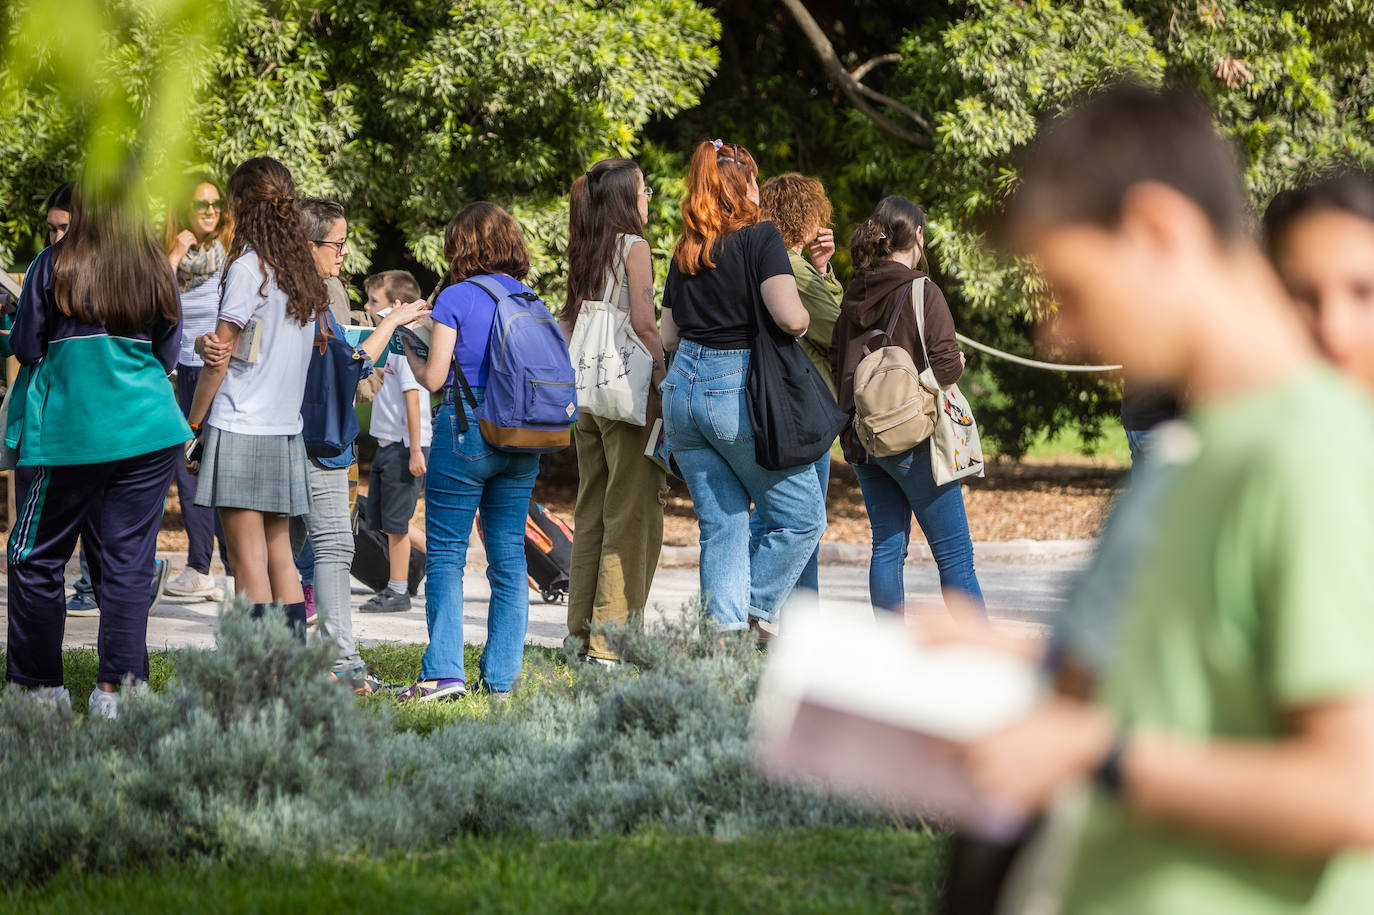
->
[452,276,577,453]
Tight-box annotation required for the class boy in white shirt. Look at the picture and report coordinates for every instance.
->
[360,271,431,613]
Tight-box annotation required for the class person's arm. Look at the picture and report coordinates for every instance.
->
[354,299,431,365]
[405,321,458,393]
[794,258,842,357]
[660,307,680,353]
[962,692,1374,858]
[404,388,426,476]
[10,253,50,366]
[624,239,667,388]
[186,319,243,429]
[761,275,809,336]
[921,282,965,385]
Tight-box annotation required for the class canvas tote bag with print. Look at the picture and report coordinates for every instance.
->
[568,234,654,426]
[912,280,985,485]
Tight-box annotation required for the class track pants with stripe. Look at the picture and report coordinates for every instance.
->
[7,446,178,687]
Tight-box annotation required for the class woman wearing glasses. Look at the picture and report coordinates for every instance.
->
[163,177,234,600]
[561,158,668,664]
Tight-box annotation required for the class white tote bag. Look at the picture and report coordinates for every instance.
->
[912,280,985,486]
[567,234,653,426]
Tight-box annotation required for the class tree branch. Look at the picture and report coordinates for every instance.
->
[778,0,932,148]
[849,52,899,83]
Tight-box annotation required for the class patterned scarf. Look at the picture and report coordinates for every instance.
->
[176,237,226,293]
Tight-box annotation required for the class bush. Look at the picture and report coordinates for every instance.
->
[0,598,910,886]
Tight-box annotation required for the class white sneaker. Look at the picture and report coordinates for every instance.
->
[19,684,72,710]
[165,568,217,599]
[88,688,120,719]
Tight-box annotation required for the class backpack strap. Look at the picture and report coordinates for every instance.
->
[858,281,916,356]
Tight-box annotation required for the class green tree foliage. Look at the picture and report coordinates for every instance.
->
[651,0,1372,453]
[0,0,720,287]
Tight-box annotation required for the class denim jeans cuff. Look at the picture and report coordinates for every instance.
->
[714,620,750,632]
[747,606,776,624]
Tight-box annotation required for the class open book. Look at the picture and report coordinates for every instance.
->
[751,606,1041,839]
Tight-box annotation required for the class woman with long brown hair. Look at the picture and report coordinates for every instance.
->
[659,139,824,636]
[163,176,233,600]
[6,183,190,717]
[560,158,667,663]
[185,156,324,634]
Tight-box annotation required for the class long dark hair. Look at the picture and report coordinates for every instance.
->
[224,157,324,325]
[565,158,644,322]
[50,186,179,334]
[1262,171,1374,258]
[849,196,928,275]
[674,139,759,274]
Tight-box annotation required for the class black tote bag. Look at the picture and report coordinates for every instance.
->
[745,291,848,471]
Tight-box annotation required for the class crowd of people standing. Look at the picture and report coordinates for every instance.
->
[6,82,1374,913]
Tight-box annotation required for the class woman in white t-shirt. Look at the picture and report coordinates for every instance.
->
[185,157,326,633]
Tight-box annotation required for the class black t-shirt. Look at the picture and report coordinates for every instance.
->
[663,221,794,350]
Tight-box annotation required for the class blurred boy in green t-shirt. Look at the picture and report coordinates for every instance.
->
[969,84,1374,914]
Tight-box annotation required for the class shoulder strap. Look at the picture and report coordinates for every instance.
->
[463,276,502,304]
[911,277,931,368]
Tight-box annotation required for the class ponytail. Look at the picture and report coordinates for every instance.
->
[673,139,759,274]
[849,196,927,276]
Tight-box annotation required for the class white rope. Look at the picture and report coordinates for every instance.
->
[955,333,1122,373]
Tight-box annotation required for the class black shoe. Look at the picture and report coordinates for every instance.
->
[360,590,412,613]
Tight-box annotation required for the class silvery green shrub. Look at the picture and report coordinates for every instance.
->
[0,598,904,885]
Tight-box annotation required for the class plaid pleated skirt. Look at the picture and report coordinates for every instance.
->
[193,427,312,516]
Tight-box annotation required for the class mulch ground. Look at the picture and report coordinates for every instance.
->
[23,451,1120,554]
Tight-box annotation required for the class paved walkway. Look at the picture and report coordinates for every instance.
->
[0,545,1087,654]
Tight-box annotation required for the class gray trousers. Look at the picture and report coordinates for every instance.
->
[294,462,364,673]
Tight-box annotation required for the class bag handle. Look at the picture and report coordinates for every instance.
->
[910,277,934,381]
[600,234,633,304]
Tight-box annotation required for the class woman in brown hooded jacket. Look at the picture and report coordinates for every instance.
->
[831,196,983,614]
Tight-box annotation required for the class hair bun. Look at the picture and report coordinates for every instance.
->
[272,194,296,219]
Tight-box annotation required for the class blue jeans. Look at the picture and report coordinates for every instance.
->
[749,451,828,596]
[421,388,539,691]
[662,342,826,631]
[295,536,314,586]
[852,439,983,614]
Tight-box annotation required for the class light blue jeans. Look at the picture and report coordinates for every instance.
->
[662,342,826,631]
[852,439,984,615]
[749,451,828,596]
[421,388,539,691]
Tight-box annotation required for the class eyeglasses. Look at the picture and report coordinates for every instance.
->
[191,199,221,213]
[641,187,655,199]
[312,239,349,255]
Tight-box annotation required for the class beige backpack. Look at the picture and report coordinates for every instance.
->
[851,278,936,457]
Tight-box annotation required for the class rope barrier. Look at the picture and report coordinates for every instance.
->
[955,333,1122,373]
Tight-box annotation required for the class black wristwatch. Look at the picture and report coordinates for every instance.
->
[1094,728,1130,797]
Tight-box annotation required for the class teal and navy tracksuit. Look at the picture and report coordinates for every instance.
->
[6,246,191,688]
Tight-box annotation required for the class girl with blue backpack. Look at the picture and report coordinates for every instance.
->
[400,201,575,700]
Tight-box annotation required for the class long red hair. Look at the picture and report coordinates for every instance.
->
[672,140,759,275]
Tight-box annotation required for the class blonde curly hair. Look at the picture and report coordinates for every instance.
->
[759,173,833,249]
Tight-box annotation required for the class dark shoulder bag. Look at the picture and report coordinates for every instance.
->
[302,310,368,458]
[745,280,848,471]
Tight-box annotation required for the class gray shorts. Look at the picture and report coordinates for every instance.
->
[366,441,427,534]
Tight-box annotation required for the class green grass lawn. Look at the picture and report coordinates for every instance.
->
[5,828,946,914]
